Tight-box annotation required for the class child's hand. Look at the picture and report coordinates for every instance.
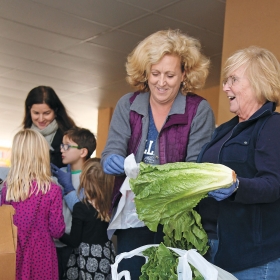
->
[51,163,75,195]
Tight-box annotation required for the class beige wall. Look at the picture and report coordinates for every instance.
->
[96,107,113,158]
[217,0,280,125]
[0,147,11,167]
[197,85,220,124]
[97,0,280,150]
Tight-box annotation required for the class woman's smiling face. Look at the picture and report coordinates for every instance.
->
[148,54,185,105]
[223,65,264,122]
[30,103,56,129]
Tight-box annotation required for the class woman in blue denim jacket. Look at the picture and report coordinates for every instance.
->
[198,46,280,280]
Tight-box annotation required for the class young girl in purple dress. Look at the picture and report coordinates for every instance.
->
[1,129,65,280]
[59,158,116,280]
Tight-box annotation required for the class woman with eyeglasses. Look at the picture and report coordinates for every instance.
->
[197,46,280,279]
[22,86,76,168]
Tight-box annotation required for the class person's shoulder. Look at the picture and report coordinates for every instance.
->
[196,99,214,115]
[199,98,211,106]
[73,201,88,215]
[117,92,140,107]
[253,112,280,139]
[117,92,135,104]
[50,182,63,193]
[257,113,280,142]
[73,200,83,208]
[264,112,280,126]
[113,92,137,114]
[271,111,280,117]
[185,93,211,108]
[52,127,63,138]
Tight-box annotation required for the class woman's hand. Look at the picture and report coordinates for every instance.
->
[208,179,239,201]
[103,154,125,175]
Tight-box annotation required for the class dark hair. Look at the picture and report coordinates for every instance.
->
[23,86,76,132]
[64,127,97,160]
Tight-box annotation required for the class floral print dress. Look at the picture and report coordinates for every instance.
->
[60,201,115,280]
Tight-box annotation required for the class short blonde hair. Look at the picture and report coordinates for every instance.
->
[126,29,210,94]
[223,46,280,106]
[5,129,52,202]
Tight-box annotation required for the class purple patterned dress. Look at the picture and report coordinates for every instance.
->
[1,182,65,280]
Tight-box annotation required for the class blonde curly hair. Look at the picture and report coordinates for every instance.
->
[126,29,210,94]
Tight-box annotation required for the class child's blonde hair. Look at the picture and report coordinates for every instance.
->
[5,129,52,201]
[78,158,114,222]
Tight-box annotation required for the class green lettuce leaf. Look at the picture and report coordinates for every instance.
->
[163,209,208,255]
[140,243,178,280]
[130,162,234,254]
[140,243,204,280]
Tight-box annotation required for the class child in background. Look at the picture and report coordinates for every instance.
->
[51,127,96,279]
[1,129,65,280]
[59,158,116,279]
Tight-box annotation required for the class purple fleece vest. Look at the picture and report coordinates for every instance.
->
[111,92,204,209]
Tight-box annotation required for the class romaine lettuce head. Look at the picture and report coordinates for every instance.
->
[130,162,234,230]
[130,162,235,253]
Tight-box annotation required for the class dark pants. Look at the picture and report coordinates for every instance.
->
[116,225,164,280]
[56,246,73,280]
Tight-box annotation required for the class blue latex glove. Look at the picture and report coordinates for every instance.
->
[208,179,239,201]
[103,154,125,175]
[51,163,75,195]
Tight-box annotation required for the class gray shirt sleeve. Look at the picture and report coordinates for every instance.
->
[101,93,133,166]
[186,100,215,162]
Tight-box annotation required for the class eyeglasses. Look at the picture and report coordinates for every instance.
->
[222,75,238,87]
[60,144,82,151]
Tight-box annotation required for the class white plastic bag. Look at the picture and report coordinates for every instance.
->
[111,244,237,280]
[107,154,145,239]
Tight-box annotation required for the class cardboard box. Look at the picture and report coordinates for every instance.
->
[0,205,17,280]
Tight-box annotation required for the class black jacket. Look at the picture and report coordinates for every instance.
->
[198,102,280,272]
[50,128,65,168]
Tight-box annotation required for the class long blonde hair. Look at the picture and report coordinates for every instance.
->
[5,129,52,201]
[78,158,114,222]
